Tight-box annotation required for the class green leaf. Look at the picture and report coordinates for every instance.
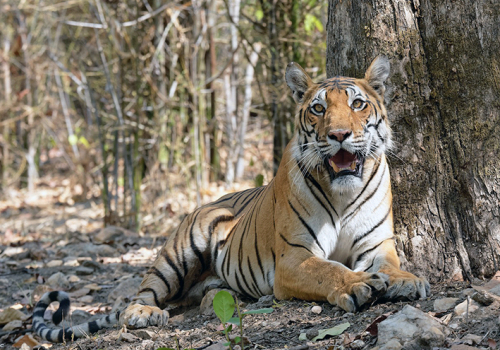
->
[68,134,78,146]
[228,317,241,326]
[272,300,284,308]
[311,322,350,341]
[223,342,230,347]
[254,174,264,187]
[242,308,274,315]
[213,291,235,324]
[255,9,263,21]
[225,324,233,333]
[299,333,308,341]
[234,336,241,344]
[79,136,90,148]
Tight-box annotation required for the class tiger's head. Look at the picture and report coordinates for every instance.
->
[285,56,392,190]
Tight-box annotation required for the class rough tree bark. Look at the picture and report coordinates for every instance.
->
[326,0,500,282]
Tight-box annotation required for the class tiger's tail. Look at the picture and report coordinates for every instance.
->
[33,291,120,343]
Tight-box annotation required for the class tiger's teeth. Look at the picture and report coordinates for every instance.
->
[350,160,356,171]
[329,159,340,173]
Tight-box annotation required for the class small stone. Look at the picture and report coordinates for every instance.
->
[78,295,93,303]
[343,312,354,318]
[310,306,322,314]
[256,294,274,307]
[46,260,63,267]
[433,297,459,312]
[200,289,221,316]
[305,329,319,340]
[80,259,101,270]
[68,288,90,298]
[379,339,402,350]
[461,334,482,345]
[75,266,94,275]
[449,323,459,329]
[68,275,80,283]
[351,339,366,349]
[47,272,69,289]
[132,329,156,340]
[118,332,139,342]
[63,257,80,266]
[454,299,479,316]
[471,290,495,306]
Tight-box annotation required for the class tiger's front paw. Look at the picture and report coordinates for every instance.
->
[381,269,430,301]
[328,272,389,312]
[119,304,169,329]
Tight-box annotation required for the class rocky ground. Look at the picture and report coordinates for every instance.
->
[1,181,500,350]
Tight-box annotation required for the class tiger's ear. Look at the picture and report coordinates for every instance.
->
[364,56,390,98]
[285,62,313,104]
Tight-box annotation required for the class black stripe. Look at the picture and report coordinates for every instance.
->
[279,233,313,255]
[247,256,264,296]
[147,266,171,295]
[138,288,160,307]
[163,253,185,301]
[351,205,392,249]
[354,240,386,266]
[345,158,382,211]
[235,187,265,216]
[299,164,338,218]
[289,200,325,254]
[343,165,387,226]
[88,320,99,334]
[48,291,59,302]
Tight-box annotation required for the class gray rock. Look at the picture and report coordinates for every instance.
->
[377,305,448,347]
[433,297,459,312]
[47,272,69,289]
[471,290,495,305]
[107,277,142,303]
[75,266,94,275]
[200,289,221,316]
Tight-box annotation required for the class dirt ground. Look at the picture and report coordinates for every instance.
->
[1,178,499,350]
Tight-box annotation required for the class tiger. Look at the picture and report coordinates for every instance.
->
[33,56,430,343]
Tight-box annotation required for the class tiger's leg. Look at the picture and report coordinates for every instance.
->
[120,208,234,328]
[274,246,390,312]
[366,239,430,300]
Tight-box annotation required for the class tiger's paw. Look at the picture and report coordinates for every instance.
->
[329,272,389,312]
[119,304,169,329]
[381,269,430,301]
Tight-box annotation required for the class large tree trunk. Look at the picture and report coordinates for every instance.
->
[326,0,500,282]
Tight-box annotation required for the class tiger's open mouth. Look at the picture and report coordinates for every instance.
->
[326,149,364,178]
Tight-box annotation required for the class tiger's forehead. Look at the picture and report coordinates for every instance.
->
[310,82,366,105]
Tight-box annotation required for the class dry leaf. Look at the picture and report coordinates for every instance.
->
[0,308,28,325]
[13,334,40,348]
[488,339,497,349]
[365,311,396,336]
[2,319,23,331]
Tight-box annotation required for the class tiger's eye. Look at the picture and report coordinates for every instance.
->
[352,99,364,109]
[313,104,324,113]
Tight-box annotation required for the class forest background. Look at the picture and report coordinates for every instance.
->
[1,0,499,284]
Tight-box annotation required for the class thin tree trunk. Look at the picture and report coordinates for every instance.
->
[326,0,500,282]
[235,43,261,180]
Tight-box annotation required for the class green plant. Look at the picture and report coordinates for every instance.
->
[213,290,273,349]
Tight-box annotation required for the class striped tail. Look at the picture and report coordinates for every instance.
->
[33,291,120,343]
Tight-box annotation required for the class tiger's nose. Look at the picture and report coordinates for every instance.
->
[328,130,352,142]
